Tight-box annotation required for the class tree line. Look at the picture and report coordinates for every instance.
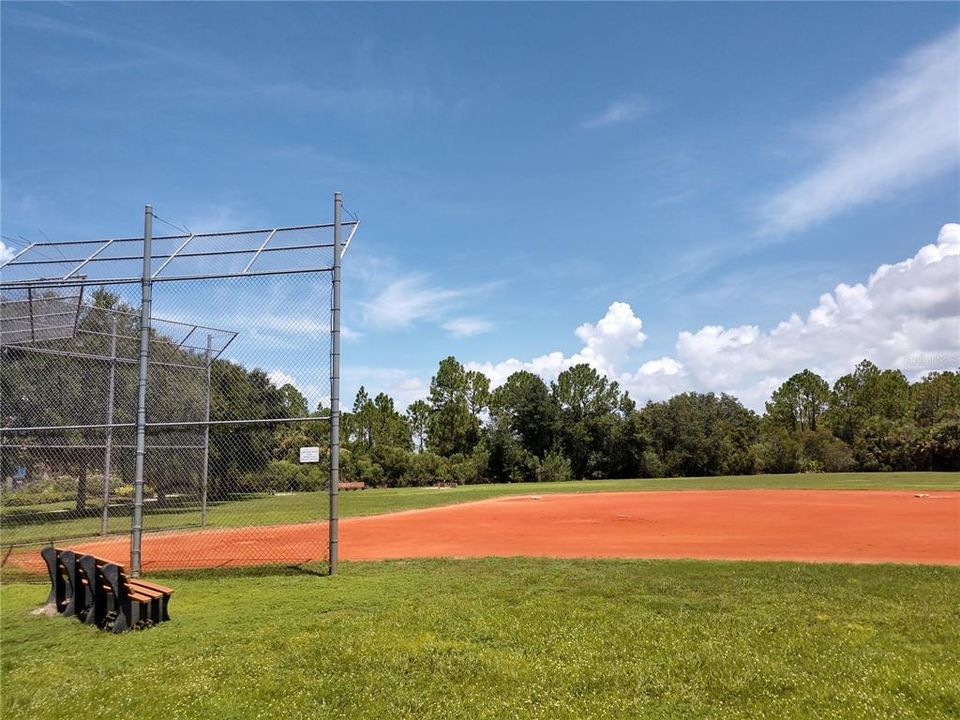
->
[315,356,959,488]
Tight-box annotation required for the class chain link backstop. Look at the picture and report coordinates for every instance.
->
[1,194,356,576]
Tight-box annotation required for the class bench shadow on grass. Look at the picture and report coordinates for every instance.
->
[144,560,332,582]
[0,556,332,586]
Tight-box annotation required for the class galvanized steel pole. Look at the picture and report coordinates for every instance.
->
[100,315,118,536]
[329,192,342,574]
[199,333,213,526]
[130,204,153,577]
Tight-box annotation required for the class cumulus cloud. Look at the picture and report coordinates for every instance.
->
[268,369,297,388]
[573,301,647,375]
[761,25,960,235]
[465,302,647,388]
[467,225,960,410]
[443,317,495,338]
[582,94,650,129]
[0,239,15,264]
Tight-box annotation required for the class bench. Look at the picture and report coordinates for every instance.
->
[338,481,366,491]
[41,547,174,632]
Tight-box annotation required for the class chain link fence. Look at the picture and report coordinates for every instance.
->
[1,196,356,577]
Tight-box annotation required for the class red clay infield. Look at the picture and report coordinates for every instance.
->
[8,490,960,572]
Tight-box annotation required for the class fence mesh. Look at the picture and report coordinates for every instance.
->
[1,212,352,576]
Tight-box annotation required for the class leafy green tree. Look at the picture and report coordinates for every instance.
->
[911,371,960,426]
[370,392,412,449]
[827,360,910,442]
[606,409,654,479]
[853,417,920,472]
[751,426,801,474]
[401,450,447,486]
[484,424,540,483]
[765,369,830,432]
[465,370,491,419]
[207,362,288,495]
[427,356,480,457]
[552,364,620,420]
[490,370,558,460]
[551,364,624,478]
[828,360,879,442]
[919,419,960,471]
[537,451,573,482]
[351,386,373,447]
[871,369,912,421]
[644,392,759,476]
[797,428,855,472]
[406,399,430,452]
[279,383,308,417]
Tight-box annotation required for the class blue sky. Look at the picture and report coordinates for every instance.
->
[2,2,958,411]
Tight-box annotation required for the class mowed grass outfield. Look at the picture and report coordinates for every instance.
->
[2,472,959,719]
[2,560,959,719]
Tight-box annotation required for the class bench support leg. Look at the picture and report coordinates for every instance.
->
[60,551,81,617]
[102,564,133,632]
[77,555,106,626]
[41,547,66,611]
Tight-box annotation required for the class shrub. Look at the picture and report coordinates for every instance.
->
[641,449,664,478]
[537,452,572,482]
[401,452,448,487]
[798,429,855,473]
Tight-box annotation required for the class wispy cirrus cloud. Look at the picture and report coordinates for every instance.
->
[183,204,249,233]
[443,316,495,338]
[343,366,430,410]
[582,94,650,129]
[760,25,960,236]
[361,274,463,329]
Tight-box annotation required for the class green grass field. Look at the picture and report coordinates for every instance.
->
[3,471,958,547]
[2,558,958,719]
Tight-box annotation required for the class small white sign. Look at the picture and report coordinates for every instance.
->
[299,446,320,464]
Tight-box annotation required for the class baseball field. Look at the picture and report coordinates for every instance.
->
[3,472,959,719]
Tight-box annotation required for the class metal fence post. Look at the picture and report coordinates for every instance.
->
[329,191,342,574]
[131,204,153,577]
[100,315,118,536]
[200,333,213,526]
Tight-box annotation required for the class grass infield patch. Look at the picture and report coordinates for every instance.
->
[2,558,958,719]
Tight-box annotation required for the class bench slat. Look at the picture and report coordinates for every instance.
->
[130,579,175,595]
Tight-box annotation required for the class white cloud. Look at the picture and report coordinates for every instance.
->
[465,302,647,388]
[582,94,650,129]
[341,325,364,342]
[761,25,960,235]
[632,223,960,406]
[264,369,330,412]
[467,225,960,410]
[0,239,15,264]
[574,301,647,375]
[361,274,462,329]
[229,313,359,342]
[184,204,247,233]
[443,317,495,338]
[343,366,430,410]
[268,369,296,388]
[638,357,682,376]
